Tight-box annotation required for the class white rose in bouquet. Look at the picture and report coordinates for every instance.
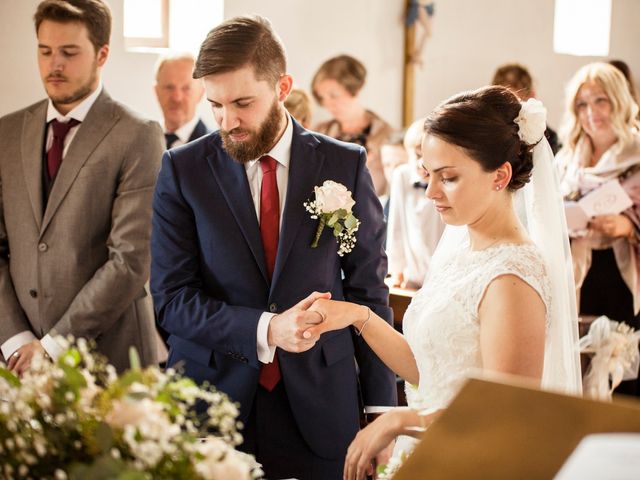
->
[193,437,258,480]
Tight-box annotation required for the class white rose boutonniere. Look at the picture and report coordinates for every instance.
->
[304,180,360,256]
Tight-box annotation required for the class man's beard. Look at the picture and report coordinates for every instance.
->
[46,59,98,107]
[221,99,283,163]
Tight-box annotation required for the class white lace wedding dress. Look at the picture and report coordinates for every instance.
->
[395,242,551,456]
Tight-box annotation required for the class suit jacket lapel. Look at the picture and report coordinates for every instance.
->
[272,123,324,287]
[206,139,269,284]
[21,100,48,230]
[41,90,119,236]
[189,119,208,142]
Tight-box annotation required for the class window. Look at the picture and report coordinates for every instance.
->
[123,0,224,54]
[123,0,169,50]
[553,0,612,57]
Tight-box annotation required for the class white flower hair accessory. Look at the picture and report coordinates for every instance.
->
[514,98,547,145]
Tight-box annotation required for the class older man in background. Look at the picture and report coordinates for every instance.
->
[154,52,209,149]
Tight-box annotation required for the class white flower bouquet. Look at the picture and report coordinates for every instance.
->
[0,338,262,479]
[304,180,360,256]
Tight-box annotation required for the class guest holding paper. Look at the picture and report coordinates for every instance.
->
[558,62,640,396]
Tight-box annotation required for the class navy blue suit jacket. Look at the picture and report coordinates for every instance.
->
[151,120,396,459]
[188,118,210,143]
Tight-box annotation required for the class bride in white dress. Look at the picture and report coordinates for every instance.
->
[306,86,582,480]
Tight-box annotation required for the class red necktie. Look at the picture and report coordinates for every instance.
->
[258,155,282,391]
[48,118,80,181]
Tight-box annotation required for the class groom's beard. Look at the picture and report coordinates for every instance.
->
[221,99,283,163]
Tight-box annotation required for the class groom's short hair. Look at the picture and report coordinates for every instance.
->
[193,15,286,85]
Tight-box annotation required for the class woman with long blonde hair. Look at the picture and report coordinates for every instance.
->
[558,62,640,396]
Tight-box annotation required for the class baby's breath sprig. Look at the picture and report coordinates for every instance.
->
[304,196,360,256]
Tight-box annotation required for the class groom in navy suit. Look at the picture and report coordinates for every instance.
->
[151,15,396,479]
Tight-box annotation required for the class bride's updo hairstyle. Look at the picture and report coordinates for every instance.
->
[424,85,534,191]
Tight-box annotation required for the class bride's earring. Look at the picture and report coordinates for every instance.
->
[495,185,502,191]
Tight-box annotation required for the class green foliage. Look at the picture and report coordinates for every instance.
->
[0,366,20,387]
[345,214,358,230]
[128,347,141,371]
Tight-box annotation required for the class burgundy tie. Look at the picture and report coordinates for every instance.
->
[258,155,282,391]
[48,119,80,181]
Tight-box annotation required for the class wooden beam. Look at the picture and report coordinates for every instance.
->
[402,0,416,128]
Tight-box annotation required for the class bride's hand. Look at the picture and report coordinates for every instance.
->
[344,410,405,480]
[304,299,368,339]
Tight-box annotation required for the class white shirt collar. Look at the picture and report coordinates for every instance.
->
[167,115,200,143]
[46,82,103,123]
[247,112,293,169]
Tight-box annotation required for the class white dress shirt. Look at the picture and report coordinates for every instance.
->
[246,114,293,364]
[165,115,201,148]
[0,84,103,362]
[249,115,388,413]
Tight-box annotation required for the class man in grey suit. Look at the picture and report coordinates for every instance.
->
[0,0,164,373]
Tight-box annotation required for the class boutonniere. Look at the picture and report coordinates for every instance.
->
[304,180,360,256]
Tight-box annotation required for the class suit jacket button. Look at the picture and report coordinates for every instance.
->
[269,303,277,313]
[29,289,38,298]
[38,242,48,252]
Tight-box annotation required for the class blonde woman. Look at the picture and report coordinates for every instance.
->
[557,62,640,396]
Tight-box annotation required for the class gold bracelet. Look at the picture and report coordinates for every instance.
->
[355,307,372,336]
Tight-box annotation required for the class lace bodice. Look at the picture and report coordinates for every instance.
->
[402,243,551,410]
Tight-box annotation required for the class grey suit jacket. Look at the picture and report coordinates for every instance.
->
[0,90,164,371]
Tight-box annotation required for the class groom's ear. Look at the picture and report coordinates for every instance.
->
[494,161,512,189]
[277,74,293,102]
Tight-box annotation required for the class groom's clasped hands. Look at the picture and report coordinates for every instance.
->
[268,291,365,352]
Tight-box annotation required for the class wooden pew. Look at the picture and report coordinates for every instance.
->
[386,279,417,405]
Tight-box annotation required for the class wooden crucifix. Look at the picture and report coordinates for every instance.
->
[403,15,415,128]
[403,0,435,127]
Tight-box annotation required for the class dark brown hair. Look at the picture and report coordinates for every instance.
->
[34,0,112,52]
[425,86,534,191]
[311,55,367,103]
[193,15,286,84]
[492,63,533,100]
